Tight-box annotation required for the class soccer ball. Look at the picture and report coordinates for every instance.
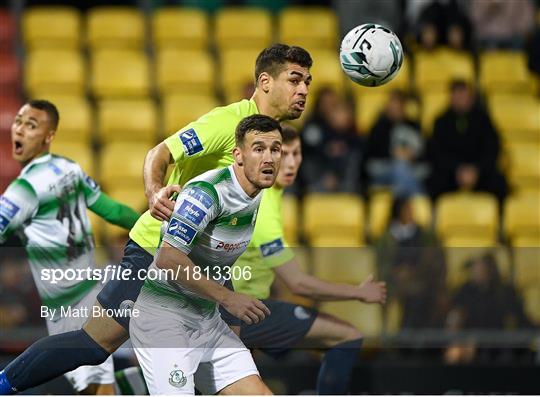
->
[340,23,404,87]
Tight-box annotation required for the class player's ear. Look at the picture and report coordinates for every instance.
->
[45,130,55,145]
[233,147,243,166]
[258,72,271,93]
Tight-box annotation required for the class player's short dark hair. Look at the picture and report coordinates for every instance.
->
[450,79,470,92]
[27,99,59,130]
[235,114,282,146]
[280,123,300,144]
[254,44,312,85]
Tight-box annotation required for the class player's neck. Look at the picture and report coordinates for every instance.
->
[251,92,282,122]
[232,164,261,198]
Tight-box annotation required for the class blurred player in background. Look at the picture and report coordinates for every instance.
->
[0,100,140,395]
[0,44,312,394]
[221,125,386,395]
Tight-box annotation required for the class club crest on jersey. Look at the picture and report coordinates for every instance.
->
[176,200,206,226]
[0,196,20,232]
[187,187,213,209]
[179,128,204,156]
[167,218,197,245]
[260,238,284,257]
[169,369,187,388]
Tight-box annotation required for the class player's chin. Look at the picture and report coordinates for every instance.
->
[256,176,277,189]
[287,108,303,120]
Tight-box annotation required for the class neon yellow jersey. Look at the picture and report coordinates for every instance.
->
[129,99,259,252]
[232,185,295,299]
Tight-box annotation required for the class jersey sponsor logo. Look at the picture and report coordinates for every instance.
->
[179,128,204,156]
[215,240,249,252]
[176,200,206,226]
[0,196,20,232]
[169,369,187,388]
[167,218,197,245]
[84,175,99,191]
[187,187,213,209]
[260,238,285,257]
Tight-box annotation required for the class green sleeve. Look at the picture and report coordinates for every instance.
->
[88,192,140,230]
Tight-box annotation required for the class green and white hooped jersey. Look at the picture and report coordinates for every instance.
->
[0,154,100,308]
[143,165,261,319]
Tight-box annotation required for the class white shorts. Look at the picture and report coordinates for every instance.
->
[130,293,259,395]
[46,285,115,392]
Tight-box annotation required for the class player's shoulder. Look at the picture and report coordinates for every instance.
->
[200,99,258,124]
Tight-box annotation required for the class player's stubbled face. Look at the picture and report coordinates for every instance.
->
[241,130,282,189]
[276,138,302,187]
[271,63,311,120]
[11,105,54,166]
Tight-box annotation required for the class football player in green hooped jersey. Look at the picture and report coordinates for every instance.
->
[222,125,387,395]
[0,44,312,395]
[0,100,140,395]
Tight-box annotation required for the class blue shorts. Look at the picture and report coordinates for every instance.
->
[220,299,318,356]
[96,239,154,330]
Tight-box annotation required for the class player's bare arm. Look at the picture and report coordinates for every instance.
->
[143,141,180,221]
[157,242,271,324]
[274,259,387,304]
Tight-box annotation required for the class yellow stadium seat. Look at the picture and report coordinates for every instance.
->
[162,94,220,138]
[420,92,449,134]
[221,49,260,103]
[97,99,157,145]
[103,187,146,239]
[23,6,81,50]
[152,7,209,50]
[354,91,390,133]
[436,193,499,247]
[51,142,94,175]
[215,7,272,52]
[278,7,338,50]
[385,298,403,335]
[320,301,382,338]
[505,144,540,192]
[99,142,151,190]
[156,49,215,96]
[307,50,347,96]
[46,95,93,145]
[303,193,365,246]
[312,247,375,283]
[25,50,85,97]
[488,95,540,144]
[444,247,511,289]
[523,286,540,324]
[513,248,540,289]
[350,56,411,95]
[480,51,532,95]
[368,192,433,240]
[414,48,475,95]
[282,194,299,246]
[368,190,393,240]
[87,6,144,50]
[504,193,540,247]
[91,49,150,98]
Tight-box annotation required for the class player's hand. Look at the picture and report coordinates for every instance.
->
[149,185,181,221]
[221,292,271,325]
[358,274,387,304]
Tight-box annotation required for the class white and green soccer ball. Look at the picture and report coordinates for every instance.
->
[340,23,404,87]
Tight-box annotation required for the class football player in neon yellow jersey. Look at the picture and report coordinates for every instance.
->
[221,126,387,394]
[0,44,312,394]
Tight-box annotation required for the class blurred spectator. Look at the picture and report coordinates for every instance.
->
[0,255,42,328]
[527,19,540,78]
[301,88,362,192]
[405,0,472,51]
[333,0,402,37]
[362,91,429,197]
[445,253,534,363]
[375,197,447,329]
[426,80,508,202]
[471,0,536,49]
